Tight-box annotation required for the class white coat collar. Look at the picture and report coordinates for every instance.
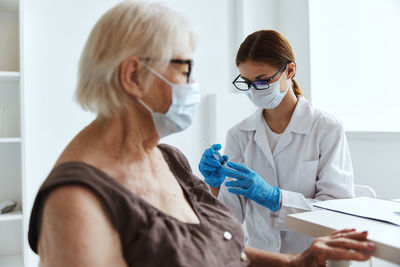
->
[239,96,314,135]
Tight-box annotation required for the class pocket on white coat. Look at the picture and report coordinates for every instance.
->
[298,160,319,197]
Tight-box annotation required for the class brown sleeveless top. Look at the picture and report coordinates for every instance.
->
[28,144,250,267]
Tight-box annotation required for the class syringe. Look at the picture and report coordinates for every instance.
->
[201,138,226,165]
[213,149,226,165]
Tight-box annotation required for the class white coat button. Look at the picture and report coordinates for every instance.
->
[223,231,232,240]
[240,251,248,262]
[273,241,279,248]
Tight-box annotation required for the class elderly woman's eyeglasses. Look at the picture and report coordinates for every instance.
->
[232,63,288,91]
[170,59,192,83]
[141,58,193,83]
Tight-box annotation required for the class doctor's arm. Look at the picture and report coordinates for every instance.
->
[224,123,354,228]
[280,123,354,211]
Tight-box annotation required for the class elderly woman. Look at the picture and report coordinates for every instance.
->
[28,1,374,267]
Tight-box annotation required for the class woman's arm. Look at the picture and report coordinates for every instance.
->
[246,229,374,267]
[244,246,294,267]
[38,185,127,267]
[210,186,220,197]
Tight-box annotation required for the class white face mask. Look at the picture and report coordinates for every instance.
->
[246,73,289,109]
[137,66,200,138]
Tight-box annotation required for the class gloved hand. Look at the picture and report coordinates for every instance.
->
[221,162,281,211]
[198,144,229,188]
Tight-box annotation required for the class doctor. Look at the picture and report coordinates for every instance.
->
[198,30,354,254]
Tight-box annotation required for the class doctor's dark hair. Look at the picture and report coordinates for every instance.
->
[235,30,302,96]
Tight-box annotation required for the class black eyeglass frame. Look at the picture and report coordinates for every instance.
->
[232,63,289,91]
[141,58,193,83]
[170,59,192,83]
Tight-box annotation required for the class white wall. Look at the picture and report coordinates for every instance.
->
[347,132,400,199]
[277,0,311,99]
[309,0,400,132]
[307,0,400,203]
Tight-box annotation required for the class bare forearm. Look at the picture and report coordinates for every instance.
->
[245,246,297,267]
[210,186,220,197]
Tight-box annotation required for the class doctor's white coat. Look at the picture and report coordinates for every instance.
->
[218,96,354,253]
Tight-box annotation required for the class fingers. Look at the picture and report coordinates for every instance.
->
[225,179,249,189]
[222,155,229,162]
[204,147,218,158]
[336,231,369,242]
[211,144,222,151]
[202,150,221,167]
[226,161,250,172]
[328,238,374,254]
[331,229,369,241]
[228,187,247,196]
[220,168,247,179]
[323,246,372,262]
[303,232,375,264]
[328,230,374,256]
[331,228,356,236]
[199,163,216,172]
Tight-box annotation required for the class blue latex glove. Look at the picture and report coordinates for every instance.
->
[221,162,281,211]
[198,144,229,188]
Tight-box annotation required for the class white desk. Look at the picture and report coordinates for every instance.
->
[287,209,400,265]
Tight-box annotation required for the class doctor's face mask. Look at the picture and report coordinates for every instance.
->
[246,69,290,110]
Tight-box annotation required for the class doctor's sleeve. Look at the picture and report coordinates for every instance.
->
[276,122,354,228]
[314,122,355,199]
[218,129,248,224]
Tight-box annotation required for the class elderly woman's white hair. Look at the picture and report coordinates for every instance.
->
[75,1,195,117]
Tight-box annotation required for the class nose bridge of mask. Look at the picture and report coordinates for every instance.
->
[172,83,200,106]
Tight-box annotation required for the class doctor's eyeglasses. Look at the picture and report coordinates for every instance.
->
[232,63,288,91]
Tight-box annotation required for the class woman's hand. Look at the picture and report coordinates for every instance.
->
[292,229,375,267]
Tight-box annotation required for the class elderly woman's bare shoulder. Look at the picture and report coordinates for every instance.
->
[38,185,127,267]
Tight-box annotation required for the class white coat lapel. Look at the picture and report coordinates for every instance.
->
[272,129,293,158]
[254,118,276,174]
[272,96,313,158]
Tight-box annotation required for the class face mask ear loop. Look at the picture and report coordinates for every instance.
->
[279,69,291,94]
[143,64,173,86]
[136,97,154,113]
[137,64,174,114]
